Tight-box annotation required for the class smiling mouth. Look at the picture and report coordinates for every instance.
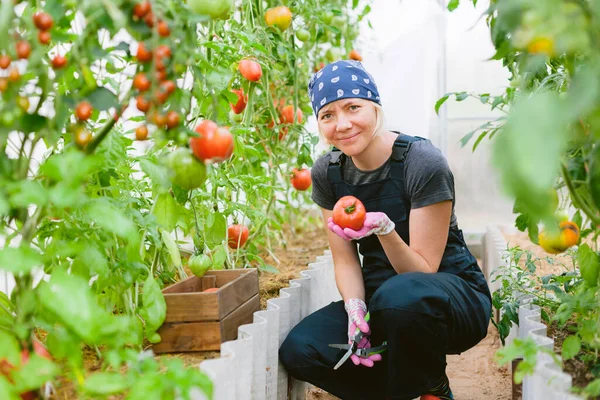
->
[339,133,359,141]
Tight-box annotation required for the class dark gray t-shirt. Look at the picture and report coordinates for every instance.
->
[311,134,458,229]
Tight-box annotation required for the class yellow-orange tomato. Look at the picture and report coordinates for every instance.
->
[15,41,31,59]
[135,125,149,140]
[38,30,51,45]
[74,127,93,149]
[52,55,67,69]
[264,6,292,31]
[0,55,10,69]
[538,220,580,254]
[136,96,151,113]
[136,42,153,62]
[527,37,554,56]
[349,49,362,61]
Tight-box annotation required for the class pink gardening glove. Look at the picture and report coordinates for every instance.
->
[343,212,395,240]
[327,217,353,241]
[344,299,383,368]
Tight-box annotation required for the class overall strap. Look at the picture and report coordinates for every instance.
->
[326,147,344,184]
[390,133,425,179]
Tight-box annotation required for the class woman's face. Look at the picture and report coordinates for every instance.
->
[317,98,378,156]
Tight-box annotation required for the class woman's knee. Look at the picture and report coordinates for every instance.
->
[369,272,447,315]
[279,329,316,371]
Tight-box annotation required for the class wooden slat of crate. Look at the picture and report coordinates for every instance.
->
[162,269,258,323]
[153,293,260,353]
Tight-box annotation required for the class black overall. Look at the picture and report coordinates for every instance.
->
[279,134,492,400]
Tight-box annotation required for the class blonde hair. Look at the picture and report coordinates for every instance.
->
[317,101,386,146]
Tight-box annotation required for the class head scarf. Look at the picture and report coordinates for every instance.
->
[308,60,381,117]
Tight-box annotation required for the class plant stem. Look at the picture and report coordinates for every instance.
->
[561,161,600,226]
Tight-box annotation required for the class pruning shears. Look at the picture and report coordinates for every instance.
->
[328,312,388,370]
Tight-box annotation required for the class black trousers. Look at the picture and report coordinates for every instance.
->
[279,272,491,400]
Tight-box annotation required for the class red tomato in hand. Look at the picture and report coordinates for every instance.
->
[291,168,311,191]
[228,224,249,249]
[333,196,366,230]
[238,59,262,82]
[190,120,234,163]
[230,89,247,114]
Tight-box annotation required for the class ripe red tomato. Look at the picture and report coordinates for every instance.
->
[144,12,155,27]
[228,224,249,249]
[16,41,31,59]
[280,105,303,124]
[238,59,262,82]
[0,55,10,69]
[160,80,176,94]
[157,20,170,37]
[136,95,150,112]
[420,395,441,400]
[38,30,51,45]
[133,1,151,19]
[264,6,292,31]
[133,73,151,91]
[333,196,366,230]
[291,168,311,191]
[52,55,67,69]
[75,101,93,121]
[190,120,234,163]
[165,110,179,129]
[230,89,247,114]
[167,148,207,190]
[33,12,53,31]
[136,42,153,62]
[349,49,363,61]
[203,287,219,293]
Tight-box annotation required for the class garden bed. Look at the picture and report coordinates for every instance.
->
[502,227,599,398]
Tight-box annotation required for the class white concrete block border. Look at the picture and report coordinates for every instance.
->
[197,250,341,400]
[483,226,583,400]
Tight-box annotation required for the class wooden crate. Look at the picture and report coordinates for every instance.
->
[152,269,259,353]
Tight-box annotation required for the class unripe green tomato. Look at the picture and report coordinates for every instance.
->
[322,11,333,24]
[229,110,243,123]
[188,0,234,19]
[1,110,16,126]
[167,148,207,190]
[188,253,212,278]
[296,28,311,42]
[331,16,345,29]
[325,48,341,62]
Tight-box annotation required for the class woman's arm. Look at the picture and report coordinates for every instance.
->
[321,208,365,301]
[378,200,452,274]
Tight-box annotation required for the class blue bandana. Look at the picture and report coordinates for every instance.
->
[308,60,381,117]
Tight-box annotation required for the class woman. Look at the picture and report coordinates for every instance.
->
[279,60,492,400]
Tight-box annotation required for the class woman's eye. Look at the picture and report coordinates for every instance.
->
[349,105,360,111]
[321,113,332,120]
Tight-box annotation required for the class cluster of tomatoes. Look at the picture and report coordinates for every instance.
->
[130,1,181,143]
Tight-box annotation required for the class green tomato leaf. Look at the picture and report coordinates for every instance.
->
[0,246,43,274]
[212,245,227,270]
[434,94,450,115]
[0,376,19,400]
[87,86,118,111]
[561,335,581,360]
[160,229,182,272]
[139,158,171,193]
[85,199,137,241]
[153,193,178,232]
[0,330,21,364]
[12,354,59,393]
[139,275,166,342]
[83,372,129,395]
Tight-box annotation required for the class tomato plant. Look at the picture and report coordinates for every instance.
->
[333,196,366,230]
[0,0,370,396]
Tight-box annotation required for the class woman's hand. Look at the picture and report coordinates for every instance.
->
[344,298,383,367]
[328,212,395,241]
